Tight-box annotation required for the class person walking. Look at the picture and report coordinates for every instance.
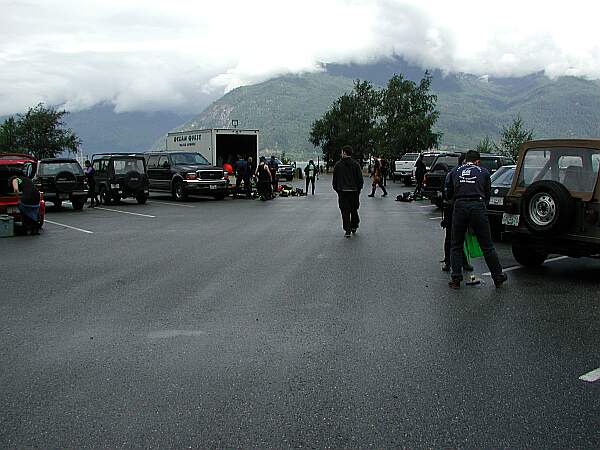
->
[414,157,426,196]
[446,150,507,289]
[234,155,251,198]
[381,159,389,186]
[304,159,318,195]
[368,159,388,197]
[84,160,99,207]
[332,145,364,238]
[268,156,279,195]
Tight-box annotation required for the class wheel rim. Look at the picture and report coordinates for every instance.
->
[175,184,183,199]
[529,192,557,227]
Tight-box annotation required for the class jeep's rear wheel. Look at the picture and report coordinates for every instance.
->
[53,199,62,208]
[173,181,187,201]
[522,180,574,235]
[512,241,549,267]
[213,193,226,200]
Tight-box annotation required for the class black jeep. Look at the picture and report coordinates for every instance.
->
[92,154,149,205]
[144,151,228,201]
[33,158,88,210]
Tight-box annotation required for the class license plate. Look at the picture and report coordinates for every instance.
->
[502,213,520,226]
[489,196,504,206]
[111,184,119,189]
[59,193,69,199]
[7,206,18,214]
[210,185,217,190]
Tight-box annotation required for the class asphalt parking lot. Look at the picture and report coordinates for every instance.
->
[1,176,599,448]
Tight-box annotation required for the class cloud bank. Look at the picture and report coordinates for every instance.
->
[1,0,599,115]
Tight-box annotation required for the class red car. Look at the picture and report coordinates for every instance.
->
[0,153,45,232]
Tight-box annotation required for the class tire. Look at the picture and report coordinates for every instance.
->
[512,241,548,267]
[53,199,62,208]
[172,181,187,201]
[99,186,112,205]
[136,193,147,204]
[403,176,412,186]
[433,197,443,209]
[213,193,226,200]
[522,180,574,235]
[71,198,85,210]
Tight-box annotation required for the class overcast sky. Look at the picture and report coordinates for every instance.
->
[1,0,599,115]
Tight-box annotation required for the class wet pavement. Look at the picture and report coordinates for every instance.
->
[1,176,599,448]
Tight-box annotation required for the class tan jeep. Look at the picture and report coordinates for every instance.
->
[503,139,600,266]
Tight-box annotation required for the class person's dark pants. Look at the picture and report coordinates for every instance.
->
[306,176,315,195]
[243,176,251,197]
[338,191,360,232]
[88,187,98,205]
[444,204,469,266]
[272,176,278,194]
[382,173,387,186]
[451,199,503,281]
[236,176,251,197]
[370,181,387,196]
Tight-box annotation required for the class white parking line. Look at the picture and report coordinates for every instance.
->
[419,205,437,208]
[94,207,156,218]
[428,216,443,220]
[147,200,196,208]
[482,256,569,276]
[579,367,600,383]
[45,219,94,234]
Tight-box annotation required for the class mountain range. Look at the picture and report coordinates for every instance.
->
[30,57,600,160]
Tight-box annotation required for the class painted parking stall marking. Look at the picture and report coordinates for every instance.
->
[482,256,569,276]
[94,207,156,218]
[44,220,94,234]
[147,200,196,208]
[579,367,600,383]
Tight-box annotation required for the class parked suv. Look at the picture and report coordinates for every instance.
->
[92,154,149,205]
[273,159,295,182]
[503,139,600,266]
[0,153,45,231]
[145,151,228,201]
[33,158,88,210]
[422,152,463,207]
[393,152,419,185]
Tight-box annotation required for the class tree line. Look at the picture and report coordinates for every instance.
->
[0,103,80,159]
[309,73,441,167]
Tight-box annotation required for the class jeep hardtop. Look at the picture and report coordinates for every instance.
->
[503,139,600,266]
[33,158,88,209]
[92,153,149,205]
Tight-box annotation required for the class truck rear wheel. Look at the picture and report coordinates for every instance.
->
[512,241,548,267]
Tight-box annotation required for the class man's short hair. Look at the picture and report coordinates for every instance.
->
[341,145,353,157]
[465,150,480,163]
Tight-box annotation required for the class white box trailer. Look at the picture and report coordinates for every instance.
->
[166,128,259,167]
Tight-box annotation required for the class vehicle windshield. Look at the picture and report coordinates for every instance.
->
[432,155,459,169]
[480,157,501,172]
[422,155,438,168]
[491,165,516,187]
[171,153,209,165]
[38,162,83,176]
[400,154,419,161]
[113,159,145,175]
[517,147,600,193]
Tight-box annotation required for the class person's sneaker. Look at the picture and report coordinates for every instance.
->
[441,262,450,272]
[463,263,474,272]
[367,194,374,197]
[493,273,508,288]
[351,228,357,234]
[344,231,351,238]
[382,192,388,197]
[448,279,461,289]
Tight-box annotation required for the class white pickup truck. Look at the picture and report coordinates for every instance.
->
[393,153,420,185]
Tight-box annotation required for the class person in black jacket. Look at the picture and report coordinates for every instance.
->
[332,145,364,237]
[446,150,506,289]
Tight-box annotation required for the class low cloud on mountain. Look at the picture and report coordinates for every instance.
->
[2,0,599,115]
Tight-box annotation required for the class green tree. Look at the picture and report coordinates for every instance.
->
[309,80,380,167]
[496,115,534,159]
[0,103,81,159]
[476,135,496,153]
[376,72,441,160]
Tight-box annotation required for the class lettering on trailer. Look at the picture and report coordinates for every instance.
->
[172,134,202,143]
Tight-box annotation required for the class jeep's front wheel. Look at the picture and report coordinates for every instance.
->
[71,198,85,210]
[99,187,112,205]
[512,241,548,267]
[172,181,187,201]
[136,193,148,204]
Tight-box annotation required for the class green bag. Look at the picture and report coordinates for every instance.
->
[464,230,483,259]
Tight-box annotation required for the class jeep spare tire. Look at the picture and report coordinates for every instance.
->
[125,171,143,190]
[54,171,77,193]
[522,180,574,235]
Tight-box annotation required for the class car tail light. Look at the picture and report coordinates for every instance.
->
[186,173,197,180]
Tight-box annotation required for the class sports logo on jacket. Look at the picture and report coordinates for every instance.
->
[459,165,479,184]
